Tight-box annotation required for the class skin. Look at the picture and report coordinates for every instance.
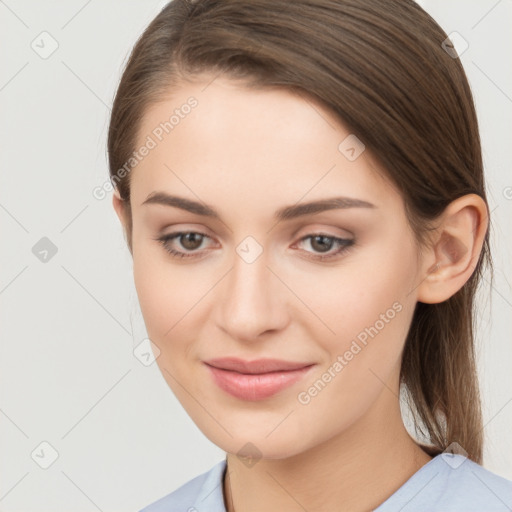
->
[113,74,488,512]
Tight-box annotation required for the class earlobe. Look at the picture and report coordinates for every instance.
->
[417,194,489,304]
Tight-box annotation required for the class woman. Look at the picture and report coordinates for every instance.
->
[108,0,512,510]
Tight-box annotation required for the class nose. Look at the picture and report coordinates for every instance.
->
[215,246,289,342]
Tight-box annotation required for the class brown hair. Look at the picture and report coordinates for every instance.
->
[107,0,492,463]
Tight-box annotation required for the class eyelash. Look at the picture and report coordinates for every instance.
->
[153,231,355,262]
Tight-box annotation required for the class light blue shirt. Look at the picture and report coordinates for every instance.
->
[139,454,512,511]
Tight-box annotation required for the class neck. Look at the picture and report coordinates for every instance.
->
[223,388,432,512]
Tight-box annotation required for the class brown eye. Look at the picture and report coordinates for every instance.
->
[154,231,212,259]
[179,232,204,251]
[294,233,355,261]
[309,235,335,253]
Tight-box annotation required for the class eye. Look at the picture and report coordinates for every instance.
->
[154,231,355,262]
[153,231,214,259]
[293,233,355,261]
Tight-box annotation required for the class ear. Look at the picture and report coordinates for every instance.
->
[112,187,124,221]
[416,194,489,304]
[112,187,128,234]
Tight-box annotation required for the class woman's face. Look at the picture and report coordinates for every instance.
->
[122,75,425,459]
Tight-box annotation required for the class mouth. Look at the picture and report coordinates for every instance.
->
[203,357,315,401]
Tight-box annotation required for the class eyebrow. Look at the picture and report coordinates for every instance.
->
[141,192,376,221]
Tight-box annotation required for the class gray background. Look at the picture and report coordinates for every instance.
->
[0,0,510,510]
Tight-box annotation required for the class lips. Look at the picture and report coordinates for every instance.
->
[204,357,313,374]
[203,357,315,401]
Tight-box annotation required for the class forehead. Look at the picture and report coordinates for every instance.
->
[129,76,397,213]
[136,75,346,149]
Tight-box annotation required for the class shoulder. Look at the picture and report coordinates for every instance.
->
[376,454,512,512]
[431,454,512,510]
[138,459,227,512]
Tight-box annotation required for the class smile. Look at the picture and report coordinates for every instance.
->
[203,363,316,401]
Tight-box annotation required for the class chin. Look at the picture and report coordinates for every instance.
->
[203,426,309,462]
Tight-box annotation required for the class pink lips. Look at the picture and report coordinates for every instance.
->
[203,357,315,401]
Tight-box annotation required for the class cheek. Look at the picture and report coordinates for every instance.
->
[132,237,195,343]
[294,237,415,336]
[132,250,206,406]
[290,235,418,392]
[131,237,224,372]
